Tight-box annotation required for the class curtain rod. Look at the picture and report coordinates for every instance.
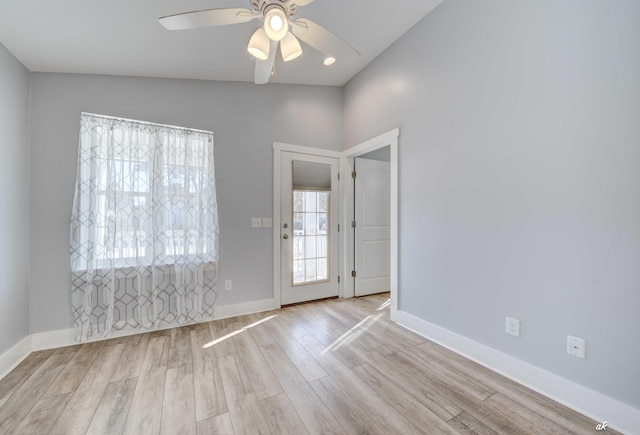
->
[81,112,214,135]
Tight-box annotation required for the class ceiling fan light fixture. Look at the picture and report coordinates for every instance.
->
[247,28,270,60]
[323,56,336,66]
[264,5,288,41]
[281,32,303,62]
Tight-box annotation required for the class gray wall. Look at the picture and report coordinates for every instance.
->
[0,44,30,354]
[344,0,640,408]
[29,73,343,334]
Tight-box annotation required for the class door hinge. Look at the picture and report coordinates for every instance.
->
[352,171,357,179]
[338,224,340,232]
[351,221,356,229]
[338,275,341,284]
[351,270,357,278]
[338,172,340,181]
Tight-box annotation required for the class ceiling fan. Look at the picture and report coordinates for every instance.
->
[159,0,360,84]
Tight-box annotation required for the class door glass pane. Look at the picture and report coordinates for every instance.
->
[304,213,317,235]
[292,189,331,286]
[318,194,328,212]
[318,213,327,234]
[304,192,317,212]
[305,236,316,259]
[293,191,304,212]
[305,259,317,282]
[293,260,304,285]
[317,258,327,280]
[317,235,327,257]
[293,212,304,234]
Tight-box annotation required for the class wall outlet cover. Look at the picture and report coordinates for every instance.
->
[506,317,520,337]
[251,217,262,228]
[567,335,586,359]
[262,217,273,228]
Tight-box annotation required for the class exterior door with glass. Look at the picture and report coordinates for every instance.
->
[280,152,339,305]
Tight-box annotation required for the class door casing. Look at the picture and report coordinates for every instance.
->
[273,129,399,319]
[272,143,344,308]
[342,129,399,318]
[279,151,340,305]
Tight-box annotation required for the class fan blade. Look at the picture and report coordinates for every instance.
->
[255,40,278,85]
[282,0,315,7]
[291,18,360,64]
[159,8,257,30]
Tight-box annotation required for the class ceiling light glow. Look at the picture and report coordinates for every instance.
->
[247,28,270,60]
[323,56,336,66]
[281,32,303,62]
[264,6,288,41]
[270,15,283,32]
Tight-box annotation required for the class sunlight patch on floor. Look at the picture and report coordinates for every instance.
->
[377,298,391,311]
[322,312,384,354]
[203,314,278,349]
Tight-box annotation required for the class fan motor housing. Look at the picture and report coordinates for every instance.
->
[251,0,297,18]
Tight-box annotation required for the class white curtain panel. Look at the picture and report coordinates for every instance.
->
[70,113,219,341]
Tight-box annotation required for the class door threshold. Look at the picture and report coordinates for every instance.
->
[281,296,339,308]
[355,291,390,298]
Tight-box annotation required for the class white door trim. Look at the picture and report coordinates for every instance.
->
[274,142,343,158]
[273,143,345,309]
[273,131,398,312]
[342,129,399,319]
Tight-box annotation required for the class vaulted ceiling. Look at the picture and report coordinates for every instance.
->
[0,0,443,86]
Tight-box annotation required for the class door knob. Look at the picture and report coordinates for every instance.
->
[283,223,288,229]
[283,234,289,239]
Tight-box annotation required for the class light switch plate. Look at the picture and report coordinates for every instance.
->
[251,217,262,228]
[262,217,272,228]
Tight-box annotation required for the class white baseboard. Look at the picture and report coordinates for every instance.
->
[25,297,280,353]
[31,328,76,351]
[393,310,640,435]
[0,336,32,380]
[2,297,279,382]
[213,297,278,320]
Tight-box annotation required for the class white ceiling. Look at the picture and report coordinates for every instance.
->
[0,0,443,86]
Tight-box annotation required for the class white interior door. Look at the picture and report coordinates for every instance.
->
[281,151,339,305]
[354,157,390,297]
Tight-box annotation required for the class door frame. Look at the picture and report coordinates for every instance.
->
[273,129,398,316]
[273,142,344,308]
[341,129,399,318]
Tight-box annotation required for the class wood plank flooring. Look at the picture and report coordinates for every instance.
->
[0,293,615,434]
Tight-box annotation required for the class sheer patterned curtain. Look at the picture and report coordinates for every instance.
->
[70,113,219,341]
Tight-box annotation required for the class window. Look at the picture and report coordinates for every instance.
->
[71,113,218,271]
[70,113,219,340]
[292,190,329,285]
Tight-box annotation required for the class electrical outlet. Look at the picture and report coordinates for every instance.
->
[506,317,520,337]
[262,217,273,228]
[225,280,232,291]
[251,218,262,228]
[567,335,586,359]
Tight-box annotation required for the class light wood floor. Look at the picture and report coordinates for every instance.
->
[0,293,613,435]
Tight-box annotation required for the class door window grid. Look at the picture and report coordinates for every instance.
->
[292,191,329,285]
